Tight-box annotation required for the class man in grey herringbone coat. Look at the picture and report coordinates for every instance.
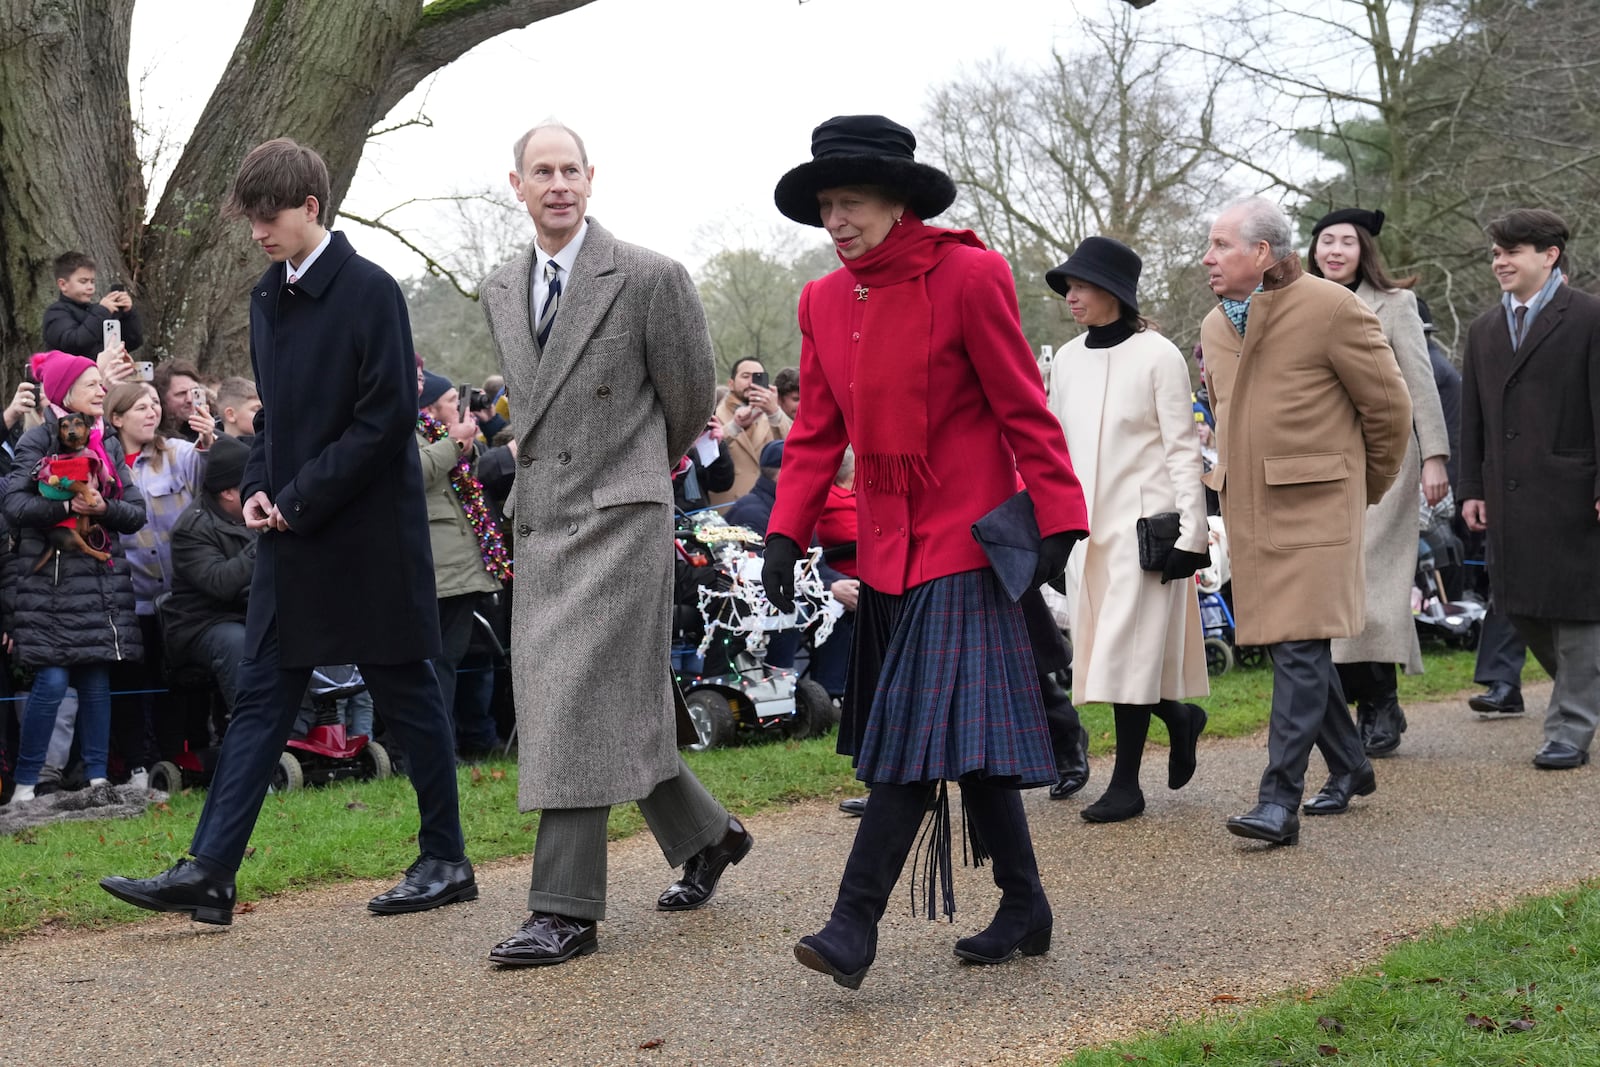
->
[478,122,754,968]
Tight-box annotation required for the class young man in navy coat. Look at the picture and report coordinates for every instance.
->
[102,139,474,925]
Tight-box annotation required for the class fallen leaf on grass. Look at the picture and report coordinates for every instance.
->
[1316,1045,1340,1057]
[1201,1043,1214,1059]
[1466,1014,1498,1031]
[490,769,506,781]
[470,766,484,784]
[1505,1018,1536,1032]
[346,801,368,811]
[1317,1016,1345,1034]
[243,846,256,859]
[155,802,172,813]
[638,1038,664,1049]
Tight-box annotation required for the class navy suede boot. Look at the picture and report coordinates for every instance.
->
[954,782,1052,964]
[794,781,933,989]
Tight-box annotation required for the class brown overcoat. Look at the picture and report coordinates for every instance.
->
[1459,283,1600,620]
[1201,257,1412,646]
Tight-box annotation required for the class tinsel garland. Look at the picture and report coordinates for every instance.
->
[418,412,513,583]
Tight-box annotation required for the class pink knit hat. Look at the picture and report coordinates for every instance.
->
[29,350,97,408]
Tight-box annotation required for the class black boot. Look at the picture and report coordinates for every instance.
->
[1364,665,1406,757]
[794,781,933,989]
[954,782,1052,964]
[1154,700,1207,789]
[1083,704,1150,823]
[1041,672,1090,800]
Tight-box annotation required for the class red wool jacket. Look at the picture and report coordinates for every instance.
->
[769,244,1086,595]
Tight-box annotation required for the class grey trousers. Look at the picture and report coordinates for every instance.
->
[1510,616,1600,752]
[1260,639,1366,808]
[527,755,729,921]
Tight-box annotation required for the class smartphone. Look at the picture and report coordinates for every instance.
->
[133,361,154,382]
[190,385,209,413]
[102,318,121,349]
[457,383,473,423]
[750,371,769,390]
[32,375,45,412]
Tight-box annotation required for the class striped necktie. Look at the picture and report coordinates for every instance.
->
[536,260,561,350]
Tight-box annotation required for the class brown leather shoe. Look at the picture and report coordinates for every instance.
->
[488,912,597,967]
[656,815,753,911]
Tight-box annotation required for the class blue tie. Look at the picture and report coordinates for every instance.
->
[537,260,561,350]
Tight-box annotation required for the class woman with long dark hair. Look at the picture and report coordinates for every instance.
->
[762,115,1087,988]
[1045,238,1211,824]
[1306,208,1450,781]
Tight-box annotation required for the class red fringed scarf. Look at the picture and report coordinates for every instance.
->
[837,216,984,495]
[417,413,513,583]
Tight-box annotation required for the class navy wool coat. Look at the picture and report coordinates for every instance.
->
[240,231,441,668]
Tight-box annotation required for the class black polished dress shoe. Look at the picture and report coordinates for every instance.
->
[1226,802,1300,845]
[839,796,868,817]
[1302,761,1377,815]
[1469,681,1526,716]
[367,855,478,914]
[1049,726,1092,799]
[100,858,236,925]
[1533,741,1590,770]
[1080,785,1145,823]
[656,815,753,911]
[488,912,598,967]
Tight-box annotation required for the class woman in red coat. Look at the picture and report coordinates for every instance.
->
[763,115,1087,989]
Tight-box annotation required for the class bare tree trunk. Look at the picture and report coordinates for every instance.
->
[1,0,599,388]
[0,0,143,375]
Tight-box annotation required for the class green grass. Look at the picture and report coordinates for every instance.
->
[1090,645,1548,754]
[0,648,1540,940]
[0,735,861,940]
[1068,880,1600,1066]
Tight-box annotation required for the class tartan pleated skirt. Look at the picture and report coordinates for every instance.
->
[840,568,1055,788]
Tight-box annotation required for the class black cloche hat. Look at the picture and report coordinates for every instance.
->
[1311,207,1385,241]
[774,115,957,227]
[1045,236,1143,316]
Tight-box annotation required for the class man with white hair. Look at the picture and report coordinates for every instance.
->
[1199,196,1411,846]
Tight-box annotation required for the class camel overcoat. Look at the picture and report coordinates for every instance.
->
[1459,283,1600,620]
[1049,329,1210,703]
[1200,258,1412,646]
[709,391,790,505]
[482,220,715,811]
[1331,282,1451,673]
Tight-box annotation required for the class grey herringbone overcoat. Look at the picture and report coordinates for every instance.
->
[482,220,715,810]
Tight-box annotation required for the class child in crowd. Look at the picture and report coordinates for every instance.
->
[42,252,145,359]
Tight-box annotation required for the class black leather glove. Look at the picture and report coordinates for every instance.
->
[1160,546,1211,585]
[1031,531,1083,592]
[761,534,802,613]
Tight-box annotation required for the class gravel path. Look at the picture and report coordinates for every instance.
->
[4,682,1596,1067]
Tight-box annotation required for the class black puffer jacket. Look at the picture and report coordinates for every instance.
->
[1,411,146,667]
[163,493,257,662]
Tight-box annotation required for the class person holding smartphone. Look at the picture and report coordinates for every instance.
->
[42,251,145,360]
[710,358,790,505]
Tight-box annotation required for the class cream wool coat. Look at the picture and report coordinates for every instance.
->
[1330,282,1450,673]
[1050,329,1210,704]
[1201,258,1412,647]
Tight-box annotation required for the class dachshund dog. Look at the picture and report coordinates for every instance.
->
[31,411,112,573]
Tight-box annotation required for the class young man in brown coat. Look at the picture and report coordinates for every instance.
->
[1200,196,1411,846]
[1460,209,1600,771]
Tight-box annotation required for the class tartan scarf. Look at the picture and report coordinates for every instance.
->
[838,216,983,495]
[417,413,512,582]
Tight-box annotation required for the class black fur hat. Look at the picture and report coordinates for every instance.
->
[774,115,957,227]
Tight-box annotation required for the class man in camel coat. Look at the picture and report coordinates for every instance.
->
[1199,196,1411,846]
[479,122,753,967]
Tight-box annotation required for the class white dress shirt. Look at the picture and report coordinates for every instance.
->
[533,221,588,311]
[286,230,333,285]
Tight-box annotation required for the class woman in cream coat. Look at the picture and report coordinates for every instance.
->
[1307,208,1450,768]
[1046,237,1211,823]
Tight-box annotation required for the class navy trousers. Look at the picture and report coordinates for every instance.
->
[1474,609,1528,688]
[190,617,465,873]
[1260,639,1365,808]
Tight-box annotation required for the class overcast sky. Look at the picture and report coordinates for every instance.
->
[128,0,1258,281]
